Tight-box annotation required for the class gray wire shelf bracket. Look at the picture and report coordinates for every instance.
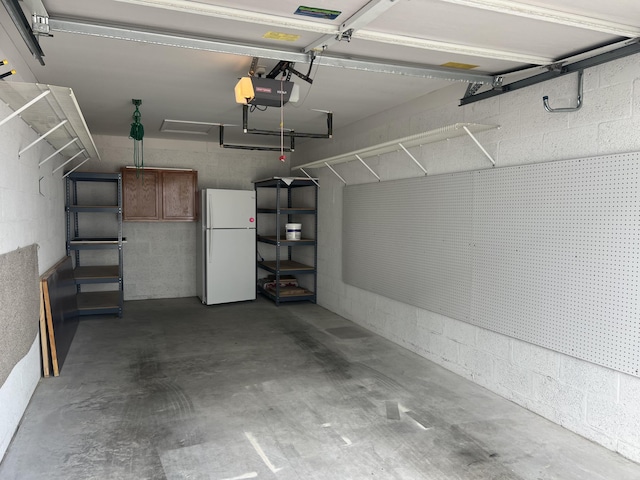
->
[294,123,499,184]
[0,81,100,175]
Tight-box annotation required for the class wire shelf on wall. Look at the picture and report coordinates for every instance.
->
[0,81,100,176]
[294,122,499,184]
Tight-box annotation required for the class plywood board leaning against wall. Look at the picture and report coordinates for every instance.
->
[40,256,78,376]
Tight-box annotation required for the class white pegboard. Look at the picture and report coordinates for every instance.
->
[343,153,640,376]
[343,174,473,323]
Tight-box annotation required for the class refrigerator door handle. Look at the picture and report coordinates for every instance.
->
[209,229,213,260]
[207,193,213,228]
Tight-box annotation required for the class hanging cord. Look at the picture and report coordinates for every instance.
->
[129,101,145,177]
[279,78,286,162]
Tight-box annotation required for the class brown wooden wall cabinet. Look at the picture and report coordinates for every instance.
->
[122,169,161,221]
[122,168,198,221]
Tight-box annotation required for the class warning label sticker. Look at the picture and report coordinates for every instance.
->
[264,31,300,42]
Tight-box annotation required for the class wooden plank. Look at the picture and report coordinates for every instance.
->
[42,279,60,376]
[74,265,120,280]
[39,281,50,378]
[265,285,311,296]
[260,260,314,271]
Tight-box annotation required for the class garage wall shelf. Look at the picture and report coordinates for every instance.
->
[294,123,499,184]
[0,81,100,176]
[66,171,124,318]
[254,177,318,305]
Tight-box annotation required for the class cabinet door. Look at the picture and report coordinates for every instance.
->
[162,170,198,221]
[122,169,161,221]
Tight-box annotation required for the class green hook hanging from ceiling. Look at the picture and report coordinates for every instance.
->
[129,99,144,176]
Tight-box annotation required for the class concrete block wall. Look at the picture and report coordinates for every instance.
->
[88,135,290,300]
[296,53,640,463]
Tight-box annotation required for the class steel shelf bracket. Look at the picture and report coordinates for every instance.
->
[355,154,381,181]
[19,119,68,157]
[325,162,347,184]
[0,89,50,128]
[462,126,496,166]
[52,149,86,174]
[399,142,427,175]
[39,137,78,167]
[543,70,584,113]
[63,157,91,178]
[299,168,320,187]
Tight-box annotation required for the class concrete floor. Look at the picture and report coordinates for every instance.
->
[1,298,639,480]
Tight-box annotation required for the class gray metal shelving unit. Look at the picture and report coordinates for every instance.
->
[66,172,124,317]
[254,177,318,305]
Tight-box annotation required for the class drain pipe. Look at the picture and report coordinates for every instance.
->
[543,70,584,113]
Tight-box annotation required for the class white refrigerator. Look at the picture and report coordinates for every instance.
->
[196,189,256,305]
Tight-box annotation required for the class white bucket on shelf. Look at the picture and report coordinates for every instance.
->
[285,223,302,241]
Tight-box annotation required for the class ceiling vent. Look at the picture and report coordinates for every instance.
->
[160,119,217,135]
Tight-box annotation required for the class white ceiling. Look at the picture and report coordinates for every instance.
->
[1,0,639,147]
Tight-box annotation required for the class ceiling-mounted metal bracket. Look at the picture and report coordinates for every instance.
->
[248,56,260,76]
[464,82,483,98]
[544,62,566,73]
[337,28,354,42]
[32,13,51,36]
[461,40,640,106]
[242,104,332,138]
[266,59,314,84]
[219,125,294,151]
[2,0,46,65]
[543,69,584,113]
